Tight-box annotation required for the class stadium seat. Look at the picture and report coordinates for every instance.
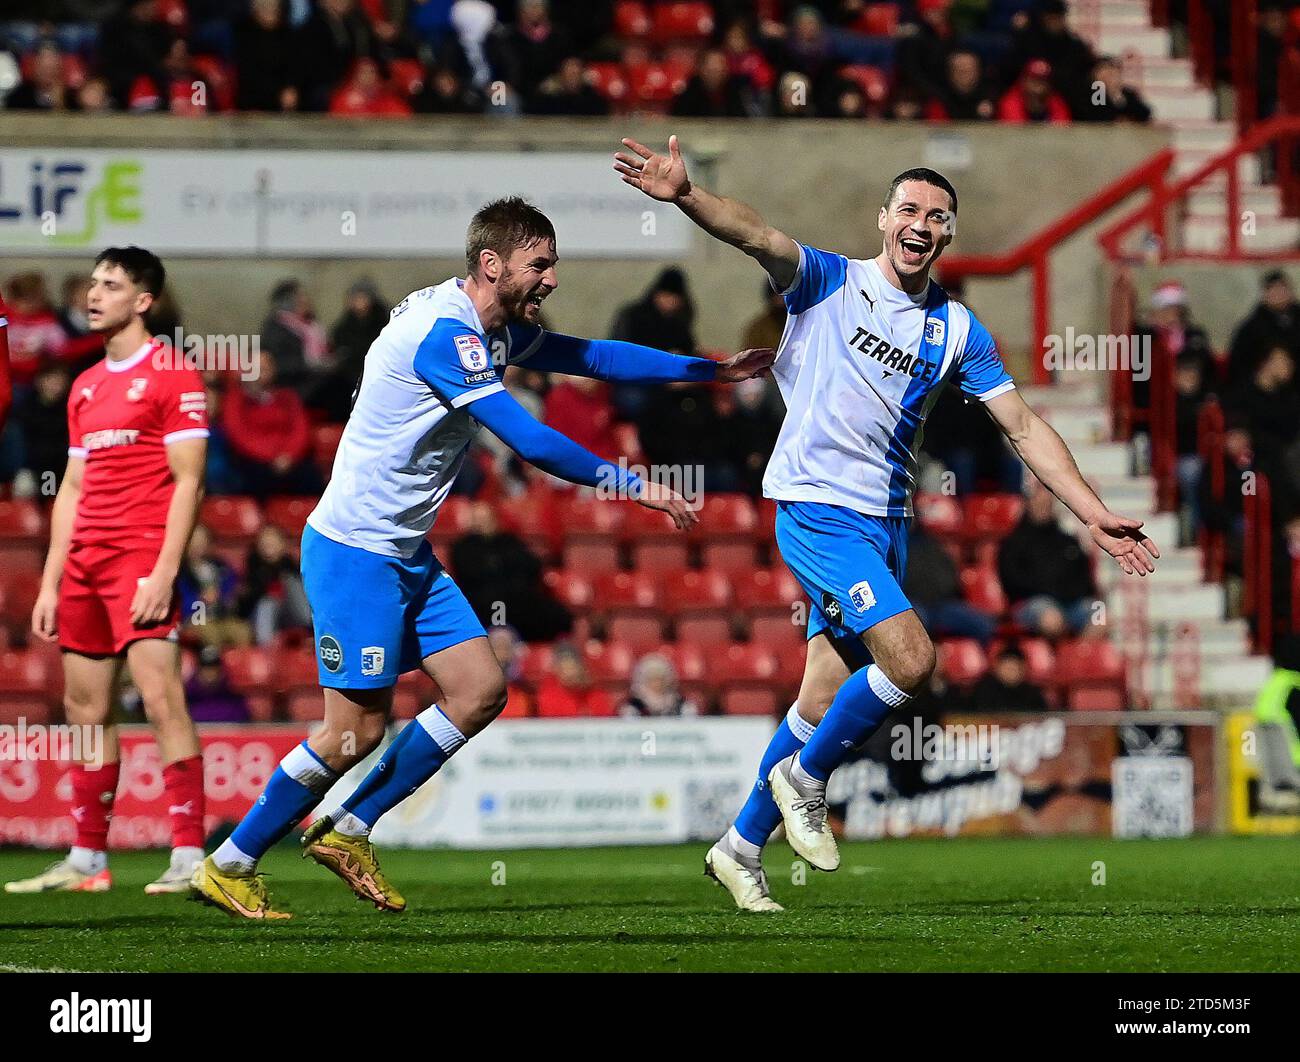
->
[937,638,987,686]
[0,650,49,695]
[964,493,1024,541]
[748,613,807,650]
[651,1,715,42]
[582,640,635,682]
[1054,638,1125,684]
[594,571,661,613]
[312,423,344,479]
[675,614,733,647]
[690,493,758,542]
[621,500,677,541]
[559,492,627,541]
[991,637,1055,686]
[0,499,46,541]
[613,0,651,38]
[271,646,321,692]
[838,63,890,104]
[732,567,803,614]
[520,643,553,686]
[710,643,779,685]
[857,4,900,37]
[200,495,262,541]
[191,54,236,112]
[701,540,758,574]
[660,569,731,616]
[0,698,51,725]
[388,57,425,97]
[264,496,317,538]
[1066,685,1126,711]
[585,61,630,106]
[960,565,1007,616]
[720,686,780,717]
[543,568,596,613]
[427,495,473,548]
[0,571,43,630]
[630,538,691,574]
[913,491,963,538]
[496,487,558,558]
[285,689,324,722]
[222,646,274,692]
[562,539,622,574]
[0,543,44,573]
[625,61,677,107]
[606,613,667,651]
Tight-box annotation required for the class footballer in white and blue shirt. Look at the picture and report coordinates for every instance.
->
[617,136,1161,912]
[193,197,775,918]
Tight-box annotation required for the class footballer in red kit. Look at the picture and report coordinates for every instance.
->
[4,248,210,898]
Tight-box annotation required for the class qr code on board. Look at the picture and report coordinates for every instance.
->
[1111,757,1194,837]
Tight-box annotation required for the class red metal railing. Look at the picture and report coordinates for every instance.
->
[1196,398,1226,583]
[1243,472,1273,652]
[940,149,1175,384]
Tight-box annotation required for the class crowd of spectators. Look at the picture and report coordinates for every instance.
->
[2,255,1123,716]
[0,0,1154,125]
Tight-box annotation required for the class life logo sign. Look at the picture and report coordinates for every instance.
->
[0,154,143,246]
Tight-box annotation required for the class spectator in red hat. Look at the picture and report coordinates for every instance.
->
[997,58,1071,123]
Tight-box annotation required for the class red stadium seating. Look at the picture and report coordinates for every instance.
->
[520,643,553,686]
[583,640,635,682]
[606,613,667,651]
[964,493,1024,541]
[312,423,344,479]
[427,495,473,548]
[594,570,661,613]
[543,568,596,613]
[630,538,691,574]
[701,540,759,574]
[621,500,678,541]
[562,539,622,574]
[1066,685,1126,711]
[200,495,262,540]
[710,643,779,685]
[719,686,780,717]
[675,614,733,647]
[732,567,803,615]
[613,1,651,38]
[0,650,50,696]
[388,58,425,97]
[651,1,715,42]
[748,613,807,650]
[690,493,758,541]
[0,698,52,725]
[585,61,630,106]
[559,492,627,541]
[191,55,236,112]
[857,4,900,37]
[0,571,43,630]
[285,689,323,721]
[960,565,1007,616]
[937,638,987,686]
[1054,638,1125,684]
[264,496,317,538]
[661,569,731,616]
[913,491,963,538]
[0,544,45,573]
[0,499,47,541]
[838,63,889,104]
[496,487,558,558]
[625,61,677,107]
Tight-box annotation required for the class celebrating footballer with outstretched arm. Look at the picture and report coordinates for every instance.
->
[5,247,210,898]
[615,135,1159,911]
[191,197,775,919]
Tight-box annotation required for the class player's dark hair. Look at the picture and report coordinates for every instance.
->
[94,245,166,297]
[465,197,556,276]
[884,168,958,213]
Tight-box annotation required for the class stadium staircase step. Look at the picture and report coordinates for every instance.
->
[1072,0,1292,256]
[1026,374,1262,710]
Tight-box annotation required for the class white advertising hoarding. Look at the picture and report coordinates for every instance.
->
[320,716,774,849]
[0,148,693,257]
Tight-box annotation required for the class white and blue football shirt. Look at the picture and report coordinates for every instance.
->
[307,277,542,558]
[763,244,1015,518]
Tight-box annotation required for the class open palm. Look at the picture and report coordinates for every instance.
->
[614,135,691,202]
[1087,512,1160,576]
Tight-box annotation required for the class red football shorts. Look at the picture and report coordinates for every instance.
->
[58,540,181,656]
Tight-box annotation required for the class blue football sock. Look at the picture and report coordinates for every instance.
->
[225,741,337,866]
[733,703,817,847]
[797,663,911,783]
[341,705,466,828]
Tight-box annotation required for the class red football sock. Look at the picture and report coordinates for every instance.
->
[163,755,207,850]
[71,761,121,852]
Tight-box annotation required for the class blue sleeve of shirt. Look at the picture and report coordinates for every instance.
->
[953,312,1014,400]
[505,324,717,383]
[782,244,848,315]
[470,389,643,496]
[411,318,503,409]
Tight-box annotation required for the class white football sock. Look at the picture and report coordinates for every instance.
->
[68,846,107,875]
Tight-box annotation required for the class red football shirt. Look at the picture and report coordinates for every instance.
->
[67,341,209,547]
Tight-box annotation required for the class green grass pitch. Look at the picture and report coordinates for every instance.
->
[2,837,1298,972]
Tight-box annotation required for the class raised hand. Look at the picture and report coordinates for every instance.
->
[1087,511,1160,576]
[715,347,776,382]
[614,135,691,202]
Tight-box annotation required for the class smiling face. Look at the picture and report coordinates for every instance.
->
[877,179,955,286]
[86,262,153,333]
[493,237,558,325]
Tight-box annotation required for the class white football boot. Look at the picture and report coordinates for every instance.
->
[768,754,840,872]
[705,841,783,912]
